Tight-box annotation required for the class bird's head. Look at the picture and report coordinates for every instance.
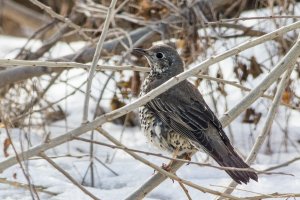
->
[133,44,184,77]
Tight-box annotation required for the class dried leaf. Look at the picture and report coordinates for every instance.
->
[110,95,126,111]
[249,56,263,78]
[3,138,11,157]
[131,71,141,97]
[117,80,131,89]
[194,78,201,88]
[282,88,292,104]
[234,62,248,82]
[176,39,186,49]
[242,108,262,125]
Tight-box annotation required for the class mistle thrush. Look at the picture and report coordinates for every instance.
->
[133,44,258,184]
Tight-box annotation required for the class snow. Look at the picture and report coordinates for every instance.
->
[1,13,300,200]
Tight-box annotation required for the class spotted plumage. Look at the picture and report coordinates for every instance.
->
[133,44,258,184]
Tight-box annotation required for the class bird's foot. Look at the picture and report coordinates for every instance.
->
[161,163,172,172]
[183,153,192,165]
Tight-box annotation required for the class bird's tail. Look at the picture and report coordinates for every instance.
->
[214,148,258,184]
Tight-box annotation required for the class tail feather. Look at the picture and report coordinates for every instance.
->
[216,149,258,184]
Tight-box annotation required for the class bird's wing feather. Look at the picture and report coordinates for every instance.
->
[147,82,258,183]
[147,81,230,147]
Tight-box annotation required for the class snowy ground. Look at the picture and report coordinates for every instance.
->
[1,12,300,200]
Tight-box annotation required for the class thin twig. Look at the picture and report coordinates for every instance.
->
[82,0,118,122]
[40,153,100,200]
[124,32,300,200]
[0,178,57,196]
[206,15,300,25]
[0,59,148,72]
[95,127,240,200]
[28,0,92,41]
[218,34,300,198]
[74,137,290,176]
[178,182,193,200]
[245,192,300,200]
[0,22,298,175]
[262,156,300,172]
[0,58,298,111]
[94,157,119,176]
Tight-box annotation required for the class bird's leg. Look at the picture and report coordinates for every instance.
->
[162,148,179,171]
[183,152,193,165]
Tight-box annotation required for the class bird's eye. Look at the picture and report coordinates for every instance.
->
[156,52,164,59]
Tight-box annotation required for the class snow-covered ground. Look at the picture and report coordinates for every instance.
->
[1,11,300,200]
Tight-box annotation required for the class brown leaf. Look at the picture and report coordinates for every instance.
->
[117,80,131,89]
[131,71,141,97]
[242,108,262,125]
[234,62,248,82]
[176,39,186,49]
[3,138,12,157]
[282,88,292,104]
[110,95,126,111]
[194,78,201,88]
[249,56,263,78]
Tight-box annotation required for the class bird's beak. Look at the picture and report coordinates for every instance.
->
[132,48,148,57]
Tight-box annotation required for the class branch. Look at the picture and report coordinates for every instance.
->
[95,127,240,200]
[82,0,118,122]
[218,35,300,197]
[1,0,49,31]
[75,137,289,176]
[124,32,300,200]
[28,0,92,41]
[40,153,100,200]
[262,156,300,172]
[0,25,154,88]
[0,178,57,196]
[0,59,148,72]
[0,22,299,175]
[0,58,298,111]
[245,192,300,199]
[1,3,300,88]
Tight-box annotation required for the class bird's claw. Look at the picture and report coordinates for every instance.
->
[162,163,172,172]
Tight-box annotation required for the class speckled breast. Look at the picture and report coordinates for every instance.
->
[139,76,196,155]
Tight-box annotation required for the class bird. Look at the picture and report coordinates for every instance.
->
[132,44,258,184]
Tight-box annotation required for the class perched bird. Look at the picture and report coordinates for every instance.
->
[133,44,258,184]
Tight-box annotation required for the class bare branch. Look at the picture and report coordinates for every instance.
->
[28,0,92,41]
[40,153,100,200]
[219,35,300,196]
[0,59,148,72]
[0,23,299,178]
[0,178,57,196]
[262,156,300,172]
[74,137,290,176]
[0,58,298,111]
[1,0,49,31]
[0,25,154,88]
[82,0,118,122]
[124,33,300,200]
[95,127,240,200]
